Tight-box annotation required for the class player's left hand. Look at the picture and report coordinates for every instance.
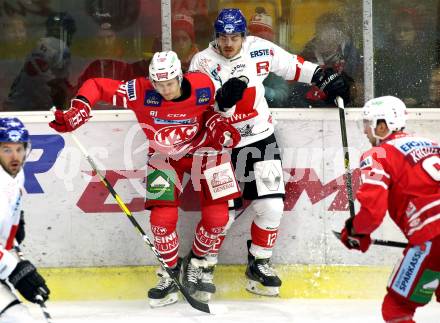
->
[340,217,371,252]
[215,77,248,112]
[9,260,50,303]
[312,67,349,103]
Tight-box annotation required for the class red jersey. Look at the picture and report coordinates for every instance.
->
[77,72,217,156]
[353,132,440,245]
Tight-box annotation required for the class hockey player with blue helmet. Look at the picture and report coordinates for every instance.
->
[189,8,349,300]
[0,117,50,322]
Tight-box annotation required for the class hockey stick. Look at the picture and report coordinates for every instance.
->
[332,231,406,248]
[13,245,54,323]
[336,96,356,218]
[70,133,210,314]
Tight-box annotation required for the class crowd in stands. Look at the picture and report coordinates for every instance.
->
[1,1,440,110]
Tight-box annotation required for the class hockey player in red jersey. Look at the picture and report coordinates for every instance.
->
[339,96,440,323]
[189,8,349,298]
[49,51,242,307]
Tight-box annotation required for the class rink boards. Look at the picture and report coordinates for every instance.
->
[1,108,439,300]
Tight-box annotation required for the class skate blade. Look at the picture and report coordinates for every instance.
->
[148,293,179,308]
[193,290,213,303]
[246,280,279,296]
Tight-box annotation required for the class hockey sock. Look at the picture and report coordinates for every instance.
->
[150,206,179,267]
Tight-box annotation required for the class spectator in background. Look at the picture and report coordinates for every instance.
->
[248,7,290,108]
[96,22,125,59]
[290,12,362,107]
[193,13,212,49]
[172,0,210,49]
[0,16,29,111]
[2,16,27,50]
[421,66,440,108]
[3,12,76,111]
[375,9,433,107]
[172,0,208,17]
[172,14,199,72]
[73,22,149,109]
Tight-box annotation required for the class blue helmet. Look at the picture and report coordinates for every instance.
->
[214,8,247,36]
[0,117,29,143]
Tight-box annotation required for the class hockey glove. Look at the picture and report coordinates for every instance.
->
[340,217,371,253]
[9,260,50,303]
[49,96,92,133]
[311,67,349,103]
[206,115,241,150]
[15,211,25,245]
[215,77,248,112]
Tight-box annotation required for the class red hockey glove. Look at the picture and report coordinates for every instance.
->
[340,217,371,253]
[49,97,92,133]
[206,115,241,150]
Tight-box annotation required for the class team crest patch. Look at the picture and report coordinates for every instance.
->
[359,156,373,169]
[195,87,211,105]
[144,90,162,107]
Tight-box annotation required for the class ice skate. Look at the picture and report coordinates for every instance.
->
[180,251,215,298]
[245,240,281,296]
[193,265,216,303]
[148,264,180,308]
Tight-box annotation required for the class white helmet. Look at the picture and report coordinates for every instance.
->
[149,51,183,84]
[362,96,407,139]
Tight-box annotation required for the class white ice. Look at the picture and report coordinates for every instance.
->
[27,299,439,323]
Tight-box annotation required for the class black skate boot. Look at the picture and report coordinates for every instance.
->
[181,251,215,299]
[193,265,216,303]
[148,262,180,308]
[245,240,282,296]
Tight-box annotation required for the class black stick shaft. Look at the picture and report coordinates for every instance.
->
[336,96,356,218]
[332,231,406,248]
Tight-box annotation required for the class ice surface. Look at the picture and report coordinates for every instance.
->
[27,299,439,323]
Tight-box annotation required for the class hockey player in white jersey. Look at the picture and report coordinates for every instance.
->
[189,8,349,299]
[0,118,50,322]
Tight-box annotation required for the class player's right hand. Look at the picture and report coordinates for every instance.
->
[205,114,241,150]
[8,260,50,303]
[49,97,92,133]
[312,67,349,103]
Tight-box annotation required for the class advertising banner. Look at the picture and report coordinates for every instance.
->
[2,109,438,268]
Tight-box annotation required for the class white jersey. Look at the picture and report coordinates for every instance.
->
[0,168,36,320]
[189,36,318,147]
[4,36,71,110]
[0,166,23,250]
